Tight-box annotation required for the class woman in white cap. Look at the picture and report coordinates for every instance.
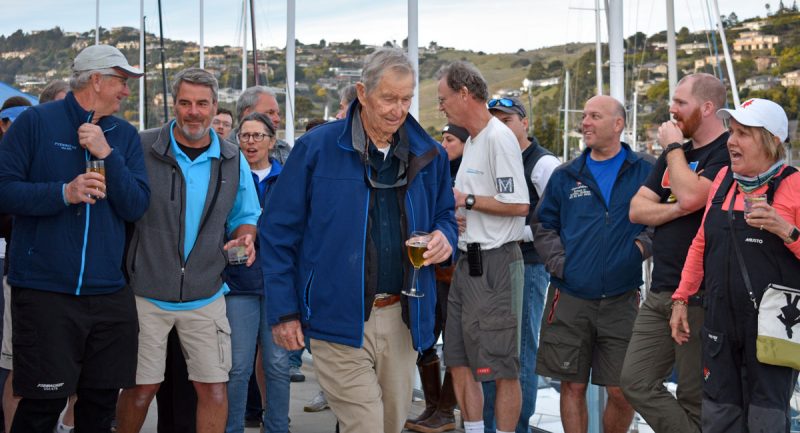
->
[669,98,800,433]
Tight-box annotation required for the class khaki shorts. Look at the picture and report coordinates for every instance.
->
[444,242,524,382]
[134,295,231,384]
[536,286,639,386]
[0,276,11,370]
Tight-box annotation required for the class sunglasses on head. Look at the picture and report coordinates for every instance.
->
[488,98,516,108]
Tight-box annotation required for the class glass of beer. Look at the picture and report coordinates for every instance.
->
[403,231,431,298]
[86,160,105,199]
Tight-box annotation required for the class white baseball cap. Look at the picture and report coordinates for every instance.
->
[72,44,143,78]
[717,98,788,142]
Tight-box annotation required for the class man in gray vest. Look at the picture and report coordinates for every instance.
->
[116,68,260,433]
[482,96,560,433]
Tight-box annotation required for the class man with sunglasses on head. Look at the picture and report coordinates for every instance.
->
[261,48,457,433]
[0,44,149,432]
[436,61,530,433]
[116,68,260,433]
[481,96,560,433]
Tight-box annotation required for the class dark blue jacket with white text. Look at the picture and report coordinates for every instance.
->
[260,103,457,350]
[534,143,653,299]
[0,92,150,295]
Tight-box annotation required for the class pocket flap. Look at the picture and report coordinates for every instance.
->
[478,315,516,331]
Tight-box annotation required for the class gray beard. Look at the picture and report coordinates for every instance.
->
[180,124,210,142]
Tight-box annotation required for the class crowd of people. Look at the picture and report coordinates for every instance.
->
[0,40,798,433]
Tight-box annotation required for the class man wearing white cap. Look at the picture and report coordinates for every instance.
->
[0,44,149,433]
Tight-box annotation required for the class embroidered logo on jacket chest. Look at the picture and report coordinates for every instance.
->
[569,181,592,200]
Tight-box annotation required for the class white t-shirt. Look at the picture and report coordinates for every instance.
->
[455,117,529,251]
[252,165,272,182]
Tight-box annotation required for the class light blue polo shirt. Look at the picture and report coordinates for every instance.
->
[147,121,261,311]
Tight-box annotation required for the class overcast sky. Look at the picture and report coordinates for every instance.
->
[0,0,771,53]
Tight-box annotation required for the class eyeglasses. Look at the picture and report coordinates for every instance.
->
[212,119,232,128]
[102,74,129,87]
[238,132,272,142]
[488,98,516,109]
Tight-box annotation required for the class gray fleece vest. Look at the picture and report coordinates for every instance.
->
[127,123,241,302]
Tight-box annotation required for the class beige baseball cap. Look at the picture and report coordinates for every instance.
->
[72,44,143,78]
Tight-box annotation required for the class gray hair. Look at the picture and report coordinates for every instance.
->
[340,84,358,105]
[435,61,489,103]
[40,80,69,103]
[361,48,416,95]
[236,86,276,121]
[69,68,117,91]
[171,68,218,104]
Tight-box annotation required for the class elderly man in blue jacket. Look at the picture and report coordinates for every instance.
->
[0,44,150,433]
[261,47,457,433]
[534,95,654,433]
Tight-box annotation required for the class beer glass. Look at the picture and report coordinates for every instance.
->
[226,245,249,265]
[86,160,105,199]
[403,231,431,298]
[744,193,767,216]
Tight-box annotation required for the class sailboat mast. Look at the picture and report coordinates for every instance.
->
[95,0,100,45]
[712,0,740,106]
[241,0,247,91]
[250,0,259,85]
[408,0,419,118]
[594,0,603,95]
[667,0,678,100]
[157,0,169,123]
[139,0,145,130]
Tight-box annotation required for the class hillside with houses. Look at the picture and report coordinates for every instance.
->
[1,7,798,154]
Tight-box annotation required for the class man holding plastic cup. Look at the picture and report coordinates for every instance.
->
[0,44,149,432]
[116,68,260,433]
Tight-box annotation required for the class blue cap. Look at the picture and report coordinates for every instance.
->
[0,105,29,122]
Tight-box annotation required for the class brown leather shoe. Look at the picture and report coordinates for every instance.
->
[411,410,456,433]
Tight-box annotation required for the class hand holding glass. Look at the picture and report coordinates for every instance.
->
[403,231,432,298]
[226,245,249,265]
[744,193,767,216]
[86,160,105,200]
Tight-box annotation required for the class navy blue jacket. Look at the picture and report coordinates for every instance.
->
[0,92,150,295]
[224,159,282,296]
[260,104,457,350]
[535,144,653,299]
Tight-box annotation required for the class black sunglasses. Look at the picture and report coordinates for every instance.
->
[363,159,408,189]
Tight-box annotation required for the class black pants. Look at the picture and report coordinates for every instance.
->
[156,329,197,433]
[11,388,118,433]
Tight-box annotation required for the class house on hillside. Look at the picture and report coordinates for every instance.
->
[754,56,778,72]
[733,31,780,52]
[782,70,800,88]
[638,63,668,75]
[678,42,707,55]
[743,75,781,91]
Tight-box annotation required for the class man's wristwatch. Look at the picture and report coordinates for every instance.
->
[664,142,683,156]
[465,194,476,210]
[785,226,800,244]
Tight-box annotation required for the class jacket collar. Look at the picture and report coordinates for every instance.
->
[64,91,119,132]
[570,142,640,176]
[151,120,238,161]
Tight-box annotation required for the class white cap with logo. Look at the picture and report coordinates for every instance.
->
[717,98,788,142]
[72,44,143,78]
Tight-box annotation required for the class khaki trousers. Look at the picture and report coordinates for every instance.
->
[311,302,416,433]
